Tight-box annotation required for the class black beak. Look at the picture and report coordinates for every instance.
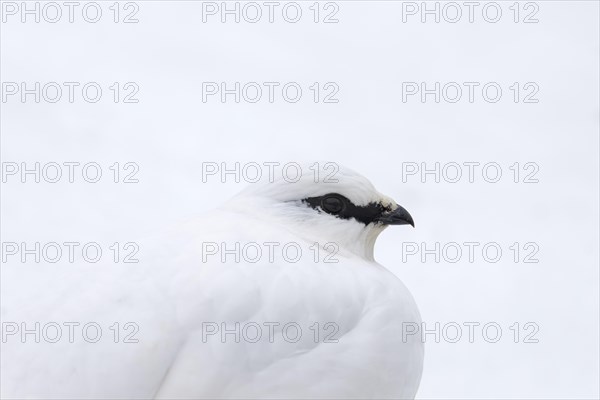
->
[376,205,415,227]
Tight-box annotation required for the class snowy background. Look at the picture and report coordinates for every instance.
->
[1,1,599,398]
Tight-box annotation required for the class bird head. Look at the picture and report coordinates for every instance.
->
[229,163,414,261]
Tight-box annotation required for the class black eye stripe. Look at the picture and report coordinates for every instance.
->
[302,193,387,225]
[321,195,345,214]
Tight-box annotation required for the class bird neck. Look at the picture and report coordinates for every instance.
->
[230,196,385,261]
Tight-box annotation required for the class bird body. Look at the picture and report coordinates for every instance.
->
[1,165,423,399]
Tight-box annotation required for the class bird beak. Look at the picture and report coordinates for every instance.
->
[376,205,415,227]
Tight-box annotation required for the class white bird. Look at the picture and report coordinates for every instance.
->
[1,164,423,399]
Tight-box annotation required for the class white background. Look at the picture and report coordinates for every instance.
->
[1,1,599,398]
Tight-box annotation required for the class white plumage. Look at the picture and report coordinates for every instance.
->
[1,165,423,399]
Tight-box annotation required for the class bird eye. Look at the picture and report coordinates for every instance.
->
[321,196,344,214]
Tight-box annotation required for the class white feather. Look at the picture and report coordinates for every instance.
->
[1,165,423,399]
